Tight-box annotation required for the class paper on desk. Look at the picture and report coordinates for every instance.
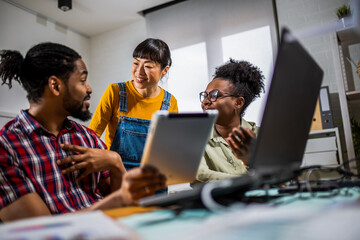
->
[176,202,360,240]
[0,210,135,240]
[167,204,319,240]
[168,183,192,193]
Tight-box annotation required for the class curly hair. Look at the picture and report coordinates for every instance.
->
[0,42,81,103]
[213,58,265,116]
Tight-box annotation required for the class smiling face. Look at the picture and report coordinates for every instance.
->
[131,57,169,91]
[201,78,244,126]
[62,59,93,121]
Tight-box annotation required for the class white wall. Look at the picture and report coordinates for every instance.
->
[275,0,349,93]
[146,0,278,80]
[0,0,90,126]
[89,20,147,116]
[144,0,277,122]
[275,0,351,160]
[0,0,147,128]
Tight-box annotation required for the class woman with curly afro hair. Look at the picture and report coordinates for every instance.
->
[196,59,265,182]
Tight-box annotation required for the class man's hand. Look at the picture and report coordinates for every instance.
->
[225,127,255,166]
[118,165,167,206]
[57,144,125,181]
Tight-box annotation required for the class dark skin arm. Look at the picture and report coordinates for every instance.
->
[0,193,51,222]
[0,165,166,223]
[57,144,126,194]
[225,127,256,166]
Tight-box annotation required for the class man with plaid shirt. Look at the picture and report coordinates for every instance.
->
[0,42,166,222]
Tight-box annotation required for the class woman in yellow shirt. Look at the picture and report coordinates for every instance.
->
[89,38,178,170]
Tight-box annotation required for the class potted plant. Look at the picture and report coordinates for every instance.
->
[336,4,352,27]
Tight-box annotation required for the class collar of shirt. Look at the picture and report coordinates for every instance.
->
[210,126,228,145]
[19,110,74,136]
[209,118,257,145]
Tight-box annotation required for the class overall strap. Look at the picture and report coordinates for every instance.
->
[160,90,171,110]
[117,82,127,112]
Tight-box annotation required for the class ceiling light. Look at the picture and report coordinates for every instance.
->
[58,0,72,12]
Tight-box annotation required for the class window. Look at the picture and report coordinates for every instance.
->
[222,26,274,125]
[145,0,277,117]
[160,42,209,111]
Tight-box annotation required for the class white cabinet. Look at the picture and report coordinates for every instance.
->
[301,128,343,168]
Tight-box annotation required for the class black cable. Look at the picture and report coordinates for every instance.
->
[299,160,360,178]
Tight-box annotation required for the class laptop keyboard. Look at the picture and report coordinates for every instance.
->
[139,174,258,208]
[139,185,202,207]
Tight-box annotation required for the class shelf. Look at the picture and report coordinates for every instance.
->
[336,25,360,45]
[309,127,338,137]
[332,24,358,173]
[346,90,360,101]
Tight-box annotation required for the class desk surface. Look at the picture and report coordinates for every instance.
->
[103,206,160,218]
[105,188,360,240]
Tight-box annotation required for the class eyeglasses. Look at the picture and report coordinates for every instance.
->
[199,89,238,103]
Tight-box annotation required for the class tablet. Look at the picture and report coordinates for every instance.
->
[141,110,218,185]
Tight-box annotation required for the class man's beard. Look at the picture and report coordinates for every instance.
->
[63,89,92,122]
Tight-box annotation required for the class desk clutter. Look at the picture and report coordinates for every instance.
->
[123,159,360,240]
[117,187,360,240]
[139,158,360,210]
[1,169,359,240]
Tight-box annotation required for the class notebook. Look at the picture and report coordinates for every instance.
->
[140,110,218,185]
[138,27,324,208]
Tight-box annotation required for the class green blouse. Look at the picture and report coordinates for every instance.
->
[195,119,258,183]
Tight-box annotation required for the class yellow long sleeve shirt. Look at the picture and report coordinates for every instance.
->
[89,81,178,148]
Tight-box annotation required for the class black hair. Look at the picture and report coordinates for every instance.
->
[213,58,265,116]
[133,38,172,70]
[0,42,81,103]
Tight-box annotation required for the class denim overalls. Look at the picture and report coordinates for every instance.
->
[110,82,172,170]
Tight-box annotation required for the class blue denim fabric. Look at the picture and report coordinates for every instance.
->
[110,82,171,170]
[110,116,150,169]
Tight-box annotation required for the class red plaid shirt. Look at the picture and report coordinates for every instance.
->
[0,110,109,214]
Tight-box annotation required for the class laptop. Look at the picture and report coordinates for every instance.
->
[139,27,324,207]
[141,110,218,185]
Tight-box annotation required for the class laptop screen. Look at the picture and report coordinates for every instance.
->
[249,28,324,180]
